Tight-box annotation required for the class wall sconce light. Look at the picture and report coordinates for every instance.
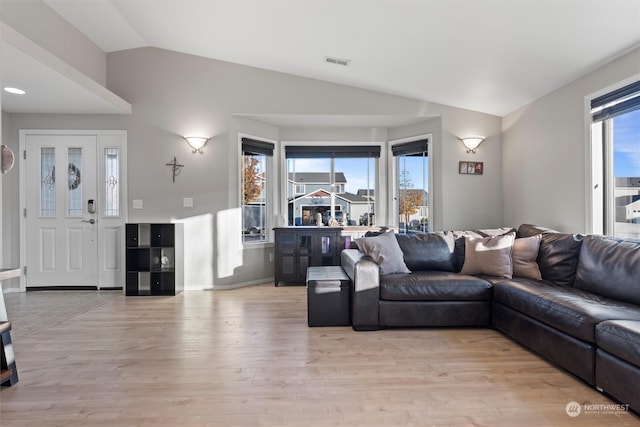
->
[184,136,209,154]
[460,137,485,154]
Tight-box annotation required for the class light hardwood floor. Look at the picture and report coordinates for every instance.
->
[1,285,638,427]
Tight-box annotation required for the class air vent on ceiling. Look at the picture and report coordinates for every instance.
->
[325,56,351,67]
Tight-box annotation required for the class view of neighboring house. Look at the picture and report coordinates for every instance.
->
[288,173,372,226]
[286,173,429,229]
[356,189,375,201]
[356,189,376,225]
[615,177,640,238]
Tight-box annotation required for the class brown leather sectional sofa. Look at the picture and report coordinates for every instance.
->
[341,224,640,412]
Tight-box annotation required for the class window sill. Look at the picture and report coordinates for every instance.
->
[242,241,274,250]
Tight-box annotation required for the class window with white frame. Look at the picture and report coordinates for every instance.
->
[590,80,640,239]
[285,145,379,227]
[241,137,274,243]
[392,138,429,234]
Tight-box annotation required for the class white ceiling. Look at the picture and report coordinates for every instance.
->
[1,39,131,114]
[0,22,132,115]
[5,0,640,117]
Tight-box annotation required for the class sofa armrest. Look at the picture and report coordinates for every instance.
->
[341,249,380,330]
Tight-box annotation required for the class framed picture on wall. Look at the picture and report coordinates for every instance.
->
[459,161,483,175]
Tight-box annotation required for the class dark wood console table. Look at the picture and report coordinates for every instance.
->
[274,227,342,285]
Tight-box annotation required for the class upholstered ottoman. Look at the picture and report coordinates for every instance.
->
[306,266,351,327]
[595,320,640,412]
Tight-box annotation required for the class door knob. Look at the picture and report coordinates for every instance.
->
[82,218,96,224]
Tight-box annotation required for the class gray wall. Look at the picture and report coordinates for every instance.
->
[388,110,503,231]
[1,45,503,289]
[502,47,640,232]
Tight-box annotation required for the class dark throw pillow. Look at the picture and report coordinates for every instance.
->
[395,232,456,272]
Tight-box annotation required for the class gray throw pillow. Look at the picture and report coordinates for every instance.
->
[460,232,515,278]
[512,235,542,280]
[355,231,411,275]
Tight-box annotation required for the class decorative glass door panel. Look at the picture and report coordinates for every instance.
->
[40,147,56,217]
[67,147,83,217]
[279,232,296,276]
[103,148,120,217]
[298,233,313,274]
[320,234,335,265]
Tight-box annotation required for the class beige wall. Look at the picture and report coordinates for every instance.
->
[502,47,640,233]
[1,44,503,289]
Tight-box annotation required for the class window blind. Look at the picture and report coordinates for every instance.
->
[285,145,380,159]
[391,139,429,157]
[591,81,640,122]
[242,137,274,156]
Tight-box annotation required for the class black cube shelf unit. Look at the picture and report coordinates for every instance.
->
[125,223,184,296]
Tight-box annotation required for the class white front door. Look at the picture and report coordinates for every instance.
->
[22,130,127,289]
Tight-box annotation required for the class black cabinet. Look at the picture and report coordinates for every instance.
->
[125,223,183,296]
[274,227,342,285]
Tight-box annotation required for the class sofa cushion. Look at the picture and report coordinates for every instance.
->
[493,279,640,343]
[517,223,558,238]
[512,235,542,280]
[355,231,411,275]
[537,232,583,286]
[596,320,640,368]
[461,233,515,278]
[395,232,456,272]
[516,224,583,285]
[574,236,640,306]
[380,271,492,301]
[475,227,517,237]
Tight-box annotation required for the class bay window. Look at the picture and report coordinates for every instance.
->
[285,145,379,227]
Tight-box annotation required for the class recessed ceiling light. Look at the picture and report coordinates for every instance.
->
[4,87,26,95]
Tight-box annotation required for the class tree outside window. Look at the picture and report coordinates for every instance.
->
[393,139,429,233]
[241,137,273,243]
[243,156,263,205]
